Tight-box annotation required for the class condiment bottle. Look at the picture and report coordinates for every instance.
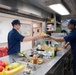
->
[32,55,38,64]
[37,42,41,50]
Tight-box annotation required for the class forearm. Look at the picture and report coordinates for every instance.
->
[23,34,42,42]
[50,36,65,42]
[63,42,70,49]
[23,36,35,42]
[65,42,70,46]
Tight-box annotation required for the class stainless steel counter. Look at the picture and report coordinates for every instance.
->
[33,46,71,75]
[0,46,71,75]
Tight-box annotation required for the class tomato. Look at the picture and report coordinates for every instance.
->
[0,66,3,72]
[1,62,6,68]
[0,62,6,68]
[4,61,8,66]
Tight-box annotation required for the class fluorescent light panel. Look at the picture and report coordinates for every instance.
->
[49,4,70,15]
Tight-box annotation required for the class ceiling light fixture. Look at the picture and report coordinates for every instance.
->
[46,0,70,15]
[49,3,70,15]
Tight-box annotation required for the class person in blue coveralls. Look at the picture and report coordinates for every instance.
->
[46,19,76,75]
[8,19,42,55]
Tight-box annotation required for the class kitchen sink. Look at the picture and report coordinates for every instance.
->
[15,57,41,70]
[10,55,53,75]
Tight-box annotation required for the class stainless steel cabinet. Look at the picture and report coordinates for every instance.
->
[46,60,64,75]
[46,50,72,75]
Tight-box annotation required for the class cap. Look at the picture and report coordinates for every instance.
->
[11,19,21,26]
[67,19,76,25]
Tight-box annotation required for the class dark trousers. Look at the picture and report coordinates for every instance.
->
[72,59,76,75]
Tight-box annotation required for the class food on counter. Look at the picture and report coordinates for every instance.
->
[41,41,48,50]
[6,65,13,71]
[0,71,3,75]
[0,66,3,72]
[4,61,8,66]
[3,64,24,75]
[6,62,19,70]
[41,45,48,50]
[20,58,30,62]
[11,62,19,69]
[41,46,45,50]
[0,61,25,75]
[33,58,38,64]
[18,51,27,56]
[0,60,8,72]
[8,67,13,71]
[37,59,43,64]
[30,55,38,64]
[18,53,24,56]
[0,62,6,68]
[19,51,27,55]
[30,57,43,64]
[57,47,62,50]
[41,32,47,36]
[51,46,57,51]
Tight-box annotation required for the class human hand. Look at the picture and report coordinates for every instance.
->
[62,42,69,49]
[42,34,50,38]
[62,45,67,49]
[34,33,42,40]
[40,32,50,38]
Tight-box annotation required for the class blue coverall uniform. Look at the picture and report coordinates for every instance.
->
[8,28,24,55]
[64,28,76,75]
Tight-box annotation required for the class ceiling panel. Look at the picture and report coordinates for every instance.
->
[23,0,54,13]
[0,0,76,20]
[22,0,76,20]
[62,0,76,20]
